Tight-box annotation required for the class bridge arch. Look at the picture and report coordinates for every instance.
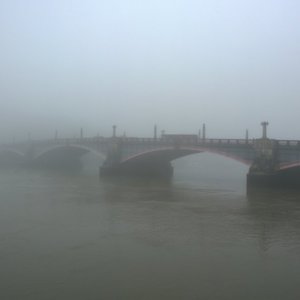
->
[0,148,25,157]
[0,149,25,165]
[33,144,106,166]
[279,162,300,171]
[121,146,253,166]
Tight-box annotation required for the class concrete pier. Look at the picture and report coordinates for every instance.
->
[100,161,174,178]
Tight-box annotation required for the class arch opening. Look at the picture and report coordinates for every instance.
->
[121,147,252,166]
[105,147,252,179]
[0,150,25,166]
[34,145,105,168]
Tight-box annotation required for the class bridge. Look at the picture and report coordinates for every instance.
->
[1,122,300,185]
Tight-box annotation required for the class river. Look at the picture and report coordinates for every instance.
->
[0,153,300,299]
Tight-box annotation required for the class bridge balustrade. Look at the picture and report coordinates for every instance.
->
[220,139,228,144]
[276,140,300,147]
[277,140,300,147]
[199,139,250,146]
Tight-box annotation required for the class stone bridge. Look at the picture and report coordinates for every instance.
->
[2,130,300,185]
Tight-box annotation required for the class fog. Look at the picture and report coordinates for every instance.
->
[1,0,300,143]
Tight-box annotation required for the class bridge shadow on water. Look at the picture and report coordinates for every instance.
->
[247,166,300,193]
[247,184,300,201]
[246,185,300,253]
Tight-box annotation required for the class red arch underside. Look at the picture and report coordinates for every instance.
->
[121,147,252,165]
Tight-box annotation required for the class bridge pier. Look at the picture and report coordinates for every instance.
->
[247,170,300,188]
[100,161,174,178]
[99,137,174,178]
[247,132,280,187]
[247,171,280,187]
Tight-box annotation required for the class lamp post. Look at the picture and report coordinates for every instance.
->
[112,125,116,138]
[261,121,269,139]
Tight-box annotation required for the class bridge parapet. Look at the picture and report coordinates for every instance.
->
[275,140,300,147]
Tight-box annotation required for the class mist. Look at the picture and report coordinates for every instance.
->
[1,0,300,143]
[2,2,300,299]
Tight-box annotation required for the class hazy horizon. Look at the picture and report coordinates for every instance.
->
[1,0,300,143]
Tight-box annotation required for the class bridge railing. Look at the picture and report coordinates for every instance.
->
[275,140,300,147]
[4,137,300,150]
[200,138,253,145]
[27,137,255,146]
[112,137,256,147]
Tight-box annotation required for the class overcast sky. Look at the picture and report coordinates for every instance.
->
[1,0,300,142]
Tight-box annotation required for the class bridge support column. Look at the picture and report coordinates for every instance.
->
[247,165,279,187]
[99,136,174,178]
[99,138,122,176]
[100,161,174,178]
[247,137,279,187]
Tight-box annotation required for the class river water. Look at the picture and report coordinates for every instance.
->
[1,153,300,299]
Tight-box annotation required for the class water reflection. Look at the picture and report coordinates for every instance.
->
[1,161,300,299]
[247,187,300,252]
